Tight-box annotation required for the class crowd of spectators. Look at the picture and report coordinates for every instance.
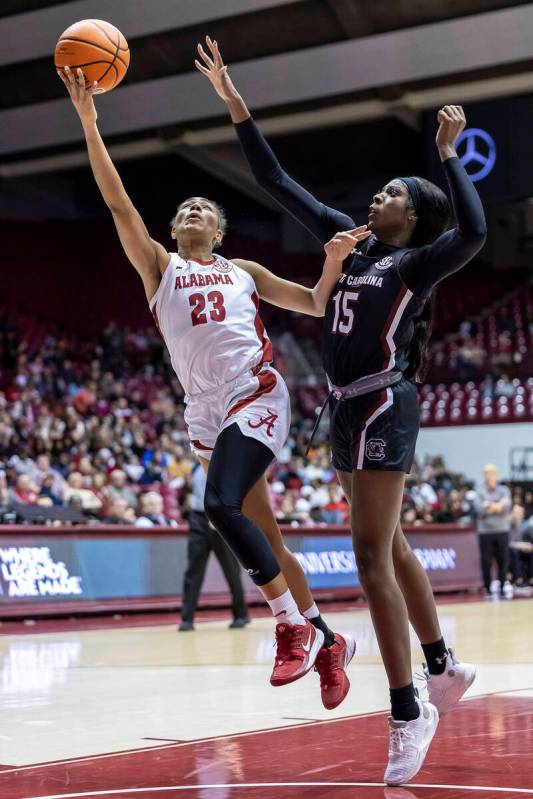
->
[0,313,532,590]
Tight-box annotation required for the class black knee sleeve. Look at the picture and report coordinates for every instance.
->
[204,480,280,586]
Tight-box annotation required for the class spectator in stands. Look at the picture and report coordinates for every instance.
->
[9,474,39,505]
[305,478,330,509]
[29,454,66,498]
[138,459,164,485]
[63,472,103,516]
[508,503,533,590]
[104,469,137,509]
[135,492,178,527]
[103,497,136,525]
[0,470,9,512]
[401,504,418,526]
[309,505,327,524]
[277,493,306,525]
[279,457,306,490]
[456,336,486,379]
[39,473,63,506]
[323,483,349,524]
[474,464,513,599]
[407,476,438,512]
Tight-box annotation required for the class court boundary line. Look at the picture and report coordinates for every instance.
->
[0,710,388,775]
[4,690,533,776]
[25,781,533,798]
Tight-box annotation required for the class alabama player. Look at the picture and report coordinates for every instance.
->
[58,66,371,700]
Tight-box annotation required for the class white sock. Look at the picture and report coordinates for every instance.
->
[267,590,306,626]
[303,602,319,620]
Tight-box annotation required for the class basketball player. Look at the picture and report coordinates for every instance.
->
[58,65,369,704]
[197,38,484,785]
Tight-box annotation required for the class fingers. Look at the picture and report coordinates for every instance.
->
[57,65,76,96]
[194,59,211,77]
[56,68,68,86]
[197,42,215,69]
[333,229,371,244]
[346,225,371,237]
[439,104,465,123]
[206,35,224,68]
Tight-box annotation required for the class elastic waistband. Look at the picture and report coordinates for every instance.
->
[185,359,269,402]
[329,370,402,401]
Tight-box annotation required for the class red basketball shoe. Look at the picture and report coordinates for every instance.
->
[270,619,324,686]
[314,632,356,709]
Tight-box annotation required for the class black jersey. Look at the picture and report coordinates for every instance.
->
[323,239,425,386]
[235,116,486,384]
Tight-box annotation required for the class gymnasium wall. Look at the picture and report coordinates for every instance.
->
[417,422,533,482]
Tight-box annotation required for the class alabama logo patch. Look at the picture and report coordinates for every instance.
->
[213,259,233,273]
[375,256,393,271]
[366,438,386,460]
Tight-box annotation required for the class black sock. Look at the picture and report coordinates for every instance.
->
[390,683,419,721]
[309,614,335,648]
[422,638,448,675]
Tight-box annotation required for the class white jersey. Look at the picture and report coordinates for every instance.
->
[149,253,273,396]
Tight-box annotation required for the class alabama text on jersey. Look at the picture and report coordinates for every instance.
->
[149,253,272,396]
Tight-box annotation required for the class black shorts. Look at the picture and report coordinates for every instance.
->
[329,379,420,473]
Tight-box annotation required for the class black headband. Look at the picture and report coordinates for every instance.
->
[399,176,421,215]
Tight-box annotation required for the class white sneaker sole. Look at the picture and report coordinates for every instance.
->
[271,628,325,686]
[385,703,439,786]
[435,665,477,716]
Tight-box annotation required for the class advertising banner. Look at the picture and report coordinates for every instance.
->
[0,526,482,615]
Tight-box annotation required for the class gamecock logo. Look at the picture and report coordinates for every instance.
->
[248,409,278,437]
[366,438,386,460]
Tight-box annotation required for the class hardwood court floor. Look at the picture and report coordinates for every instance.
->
[1,598,532,798]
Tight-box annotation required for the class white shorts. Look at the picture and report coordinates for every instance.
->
[184,366,290,462]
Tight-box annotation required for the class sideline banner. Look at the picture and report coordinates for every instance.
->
[0,525,482,614]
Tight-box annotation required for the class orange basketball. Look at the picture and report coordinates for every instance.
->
[54,19,130,94]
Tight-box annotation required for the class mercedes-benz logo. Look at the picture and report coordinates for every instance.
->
[455,128,496,183]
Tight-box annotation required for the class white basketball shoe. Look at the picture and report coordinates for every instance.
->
[384,696,439,786]
[422,649,476,715]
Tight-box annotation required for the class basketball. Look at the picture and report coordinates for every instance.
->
[54,19,130,94]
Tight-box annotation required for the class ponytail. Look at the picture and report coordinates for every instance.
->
[405,290,435,382]
[403,177,450,380]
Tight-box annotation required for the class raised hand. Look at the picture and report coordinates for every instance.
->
[324,227,372,262]
[195,36,239,103]
[57,66,98,127]
[436,105,466,161]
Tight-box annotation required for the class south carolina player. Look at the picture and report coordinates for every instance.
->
[59,66,370,701]
[198,38,485,785]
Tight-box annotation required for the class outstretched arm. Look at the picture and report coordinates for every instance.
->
[233,227,370,317]
[195,37,355,244]
[399,105,487,298]
[58,67,169,300]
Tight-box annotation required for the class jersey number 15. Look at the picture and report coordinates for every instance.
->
[331,290,359,335]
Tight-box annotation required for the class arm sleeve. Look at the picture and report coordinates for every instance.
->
[398,157,487,297]
[235,116,355,244]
